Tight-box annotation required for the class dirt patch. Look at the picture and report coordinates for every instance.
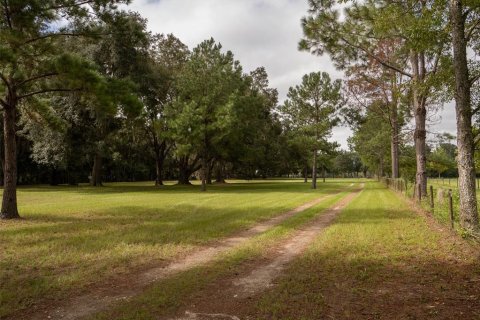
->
[170,185,364,320]
[23,187,349,320]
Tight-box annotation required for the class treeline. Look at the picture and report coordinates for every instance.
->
[299,0,480,232]
[1,1,349,219]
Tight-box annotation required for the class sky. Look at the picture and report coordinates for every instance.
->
[127,0,457,149]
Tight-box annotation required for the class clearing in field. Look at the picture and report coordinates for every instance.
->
[2,179,480,320]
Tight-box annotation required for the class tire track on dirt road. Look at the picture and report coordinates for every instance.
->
[26,185,355,320]
[173,184,364,320]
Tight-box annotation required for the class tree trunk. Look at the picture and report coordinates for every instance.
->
[207,160,214,185]
[450,0,479,231]
[312,150,317,189]
[391,103,400,179]
[201,156,207,192]
[304,165,308,183]
[323,166,326,183]
[379,157,384,178]
[215,161,226,183]
[177,157,192,185]
[90,153,103,186]
[155,155,163,186]
[50,168,60,186]
[1,104,19,219]
[410,52,427,197]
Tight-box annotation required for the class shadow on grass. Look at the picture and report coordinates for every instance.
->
[255,251,480,320]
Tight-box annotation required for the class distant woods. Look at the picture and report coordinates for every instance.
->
[0,1,345,219]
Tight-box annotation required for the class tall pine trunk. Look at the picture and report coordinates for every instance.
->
[201,156,207,192]
[391,102,400,179]
[90,153,103,186]
[312,150,317,189]
[153,140,167,186]
[207,160,214,185]
[379,157,384,178]
[410,52,427,197]
[155,155,163,186]
[450,0,479,231]
[1,104,19,219]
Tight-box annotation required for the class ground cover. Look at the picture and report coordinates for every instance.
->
[255,182,480,319]
[0,179,355,318]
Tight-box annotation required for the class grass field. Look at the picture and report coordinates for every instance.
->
[255,182,480,319]
[2,179,479,320]
[91,184,354,320]
[0,179,356,318]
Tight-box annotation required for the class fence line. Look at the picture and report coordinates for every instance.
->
[381,178,457,230]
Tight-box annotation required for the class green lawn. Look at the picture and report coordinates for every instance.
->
[0,179,356,318]
[255,182,480,319]
[91,184,354,320]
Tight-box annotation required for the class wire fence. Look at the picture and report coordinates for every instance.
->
[381,177,460,231]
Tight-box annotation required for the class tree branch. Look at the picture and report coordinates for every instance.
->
[41,0,95,12]
[17,72,59,87]
[0,98,7,108]
[340,36,412,78]
[466,19,480,41]
[18,88,82,100]
[470,74,480,86]
[24,32,90,45]
[3,0,12,29]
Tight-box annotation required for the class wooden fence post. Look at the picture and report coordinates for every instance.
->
[430,185,434,212]
[418,183,422,203]
[449,189,454,229]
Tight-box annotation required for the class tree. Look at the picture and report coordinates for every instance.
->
[227,68,282,181]
[300,0,449,197]
[428,146,456,178]
[0,0,132,218]
[349,110,391,178]
[170,38,243,191]
[145,34,189,186]
[449,0,480,232]
[346,40,409,179]
[281,72,341,189]
[334,151,362,177]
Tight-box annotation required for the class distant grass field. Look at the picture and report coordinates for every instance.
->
[0,178,358,318]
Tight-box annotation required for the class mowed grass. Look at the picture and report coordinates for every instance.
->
[0,179,355,318]
[91,186,354,320]
[255,182,480,319]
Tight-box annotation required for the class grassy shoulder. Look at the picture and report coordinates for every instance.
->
[89,186,355,320]
[254,182,480,319]
[0,179,356,318]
